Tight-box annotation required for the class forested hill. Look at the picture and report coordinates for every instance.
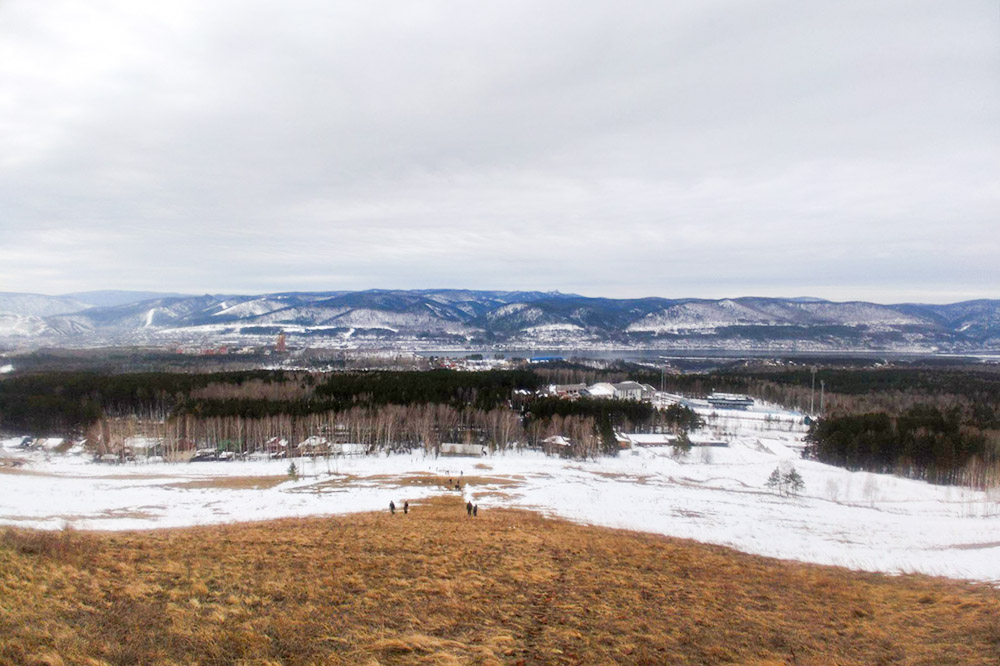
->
[1,289,999,350]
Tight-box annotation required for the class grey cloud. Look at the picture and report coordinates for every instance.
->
[0,1,996,302]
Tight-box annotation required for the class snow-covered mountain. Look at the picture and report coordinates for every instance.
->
[65,290,191,308]
[0,289,998,350]
[626,298,929,335]
[0,292,89,318]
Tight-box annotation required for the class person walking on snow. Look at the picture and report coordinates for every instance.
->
[389,501,396,515]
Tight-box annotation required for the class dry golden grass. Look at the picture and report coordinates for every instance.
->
[583,469,653,484]
[166,476,289,490]
[360,474,521,490]
[1,497,999,665]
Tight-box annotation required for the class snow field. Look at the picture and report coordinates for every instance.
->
[3,427,1000,583]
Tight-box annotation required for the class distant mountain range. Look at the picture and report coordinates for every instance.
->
[0,289,998,351]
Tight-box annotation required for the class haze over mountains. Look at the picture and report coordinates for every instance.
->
[0,290,998,351]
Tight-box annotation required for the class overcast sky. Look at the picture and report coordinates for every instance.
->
[0,1,997,303]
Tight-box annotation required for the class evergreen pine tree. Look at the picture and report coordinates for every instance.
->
[599,419,618,456]
[766,467,784,495]
[783,468,805,496]
[671,431,693,460]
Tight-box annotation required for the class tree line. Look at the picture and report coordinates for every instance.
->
[0,368,542,435]
[0,367,707,460]
[0,370,295,434]
[805,405,999,485]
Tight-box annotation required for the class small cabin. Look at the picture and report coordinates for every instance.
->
[617,433,678,448]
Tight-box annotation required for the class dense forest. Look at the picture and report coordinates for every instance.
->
[804,405,997,485]
[0,367,693,460]
[732,363,1000,486]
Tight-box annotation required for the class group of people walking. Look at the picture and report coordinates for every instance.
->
[386,498,479,517]
[388,471,481,518]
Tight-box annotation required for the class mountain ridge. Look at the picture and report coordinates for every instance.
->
[1,290,998,351]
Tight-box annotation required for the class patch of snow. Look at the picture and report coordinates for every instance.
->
[213,298,287,318]
[0,313,49,337]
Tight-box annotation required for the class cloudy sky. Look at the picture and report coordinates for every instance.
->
[0,1,997,303]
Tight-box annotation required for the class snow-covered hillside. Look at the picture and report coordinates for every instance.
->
[628,301,784,333]
[323,308,471,333]
[0,292,88,318]
[212,298,288,319]
[0,313,50,337]
[627,299,930,334]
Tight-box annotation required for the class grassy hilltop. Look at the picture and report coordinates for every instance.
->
[1,494,999,666]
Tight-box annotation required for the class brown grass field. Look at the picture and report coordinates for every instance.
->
[1,496,999,666]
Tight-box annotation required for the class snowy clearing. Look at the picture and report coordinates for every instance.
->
[3,429,1000,583]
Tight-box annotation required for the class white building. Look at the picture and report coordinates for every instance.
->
[584,382,617,398]
[611,381,645,401]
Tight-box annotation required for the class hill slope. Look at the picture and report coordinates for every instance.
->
[2,499,997,665]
